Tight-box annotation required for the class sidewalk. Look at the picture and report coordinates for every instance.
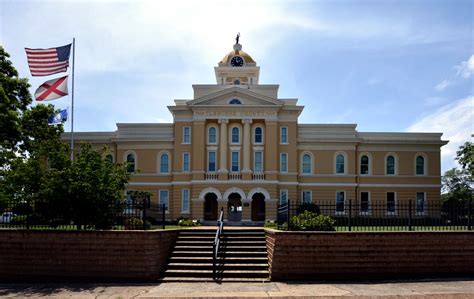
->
[1,279,474,298]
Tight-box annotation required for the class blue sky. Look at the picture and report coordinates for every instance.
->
[0,0,472,172]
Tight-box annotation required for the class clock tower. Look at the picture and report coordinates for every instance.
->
[215,38,260,86]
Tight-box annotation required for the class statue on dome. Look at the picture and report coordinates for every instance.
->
[235,32,240,44]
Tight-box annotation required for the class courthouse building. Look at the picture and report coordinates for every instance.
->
[67,41,448,225]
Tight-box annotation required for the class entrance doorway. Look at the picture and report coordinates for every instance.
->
[251,193,266,221]
[227,193,242,221]
[204,193,218,221]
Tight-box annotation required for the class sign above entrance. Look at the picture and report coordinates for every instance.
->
[193,109,277,120]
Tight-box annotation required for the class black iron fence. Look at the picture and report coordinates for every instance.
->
[277,199,473,231]
[0,197,167,230]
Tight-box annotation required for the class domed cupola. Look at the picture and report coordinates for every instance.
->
[214,34,260,86]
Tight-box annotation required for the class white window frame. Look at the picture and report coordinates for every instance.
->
[181,189,190,214]
[414,153,428,176]
[229,125,241,145]
[123,150,137,173]
[302,190,312,204]
[300,151,313,174]
[359,191,371,215]
[416,192,426,215]
[183,126,191,144]
[207,151,217,172]
[159,189,169,212]
[231,151,240,172]
[182,152,190,172]
[359,152,372,175]
[253,125,264,145]
[207,125,218,145]
[280,127,288,144]
[158,151,171,174]
[280,153,288,173]
[386,191,397,215]
[280,189,288,206]
[334,152,347,175]
[335,191,346,215]
[385,152,398,176]
[254,151,263,173]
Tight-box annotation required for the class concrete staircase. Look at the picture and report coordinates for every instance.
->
[161,228,269,282]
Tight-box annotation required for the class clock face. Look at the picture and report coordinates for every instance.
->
[231,56,244,67]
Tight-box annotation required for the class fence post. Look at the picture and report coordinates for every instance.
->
[26,198,30,230]
[162,203,166,230]
[142,196,147,230]
[348,200,352,231]
[468,198,472,231]
[287,201,290,230]
[408,199,412,231]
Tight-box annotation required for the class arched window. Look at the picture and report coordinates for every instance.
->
[416,155,425,175]
[208,127,216,144]
[386,155,395,175]
[233,79,241,85]
[336,154,345,174]
[126,153,135,173]
[302,154,312,174]
[106,154,114,163]
[360,155,369,175]
[160,153,169,173]
[254,127,262,143]
[231,127,239,143]
[229,98,241,105]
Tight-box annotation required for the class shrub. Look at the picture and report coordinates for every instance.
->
[125,217,147,230]
[297,203,321,215]
[263,221,277,229]
[178,218,199,226]
[289,210,335,231]
[10,215,27,225]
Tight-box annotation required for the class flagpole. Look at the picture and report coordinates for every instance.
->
[70,38,75,161]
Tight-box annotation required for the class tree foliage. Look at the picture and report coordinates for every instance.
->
[456,141,473,176]
[0,46,131,229]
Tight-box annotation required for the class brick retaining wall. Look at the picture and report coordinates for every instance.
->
[265,230,474,280]
[0,229,179,282]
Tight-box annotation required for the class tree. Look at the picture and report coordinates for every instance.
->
[0,45,32,169]
[456,141,473,176]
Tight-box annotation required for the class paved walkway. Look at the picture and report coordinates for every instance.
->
[1,279,474,298]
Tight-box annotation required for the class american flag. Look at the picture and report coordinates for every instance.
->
[25,44,71,76]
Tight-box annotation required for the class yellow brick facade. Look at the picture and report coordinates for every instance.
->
[64,42,447,225]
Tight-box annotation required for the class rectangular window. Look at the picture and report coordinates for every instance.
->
[208,151,216,172]
[336,191,345,213]
[387,192,396,213]
[254,151,262,172]
[302,191,312,204]
[360,192,370,213]
[183,127,190,144]
[280,190,288,206]
[231,151,239,172]
[281,127,288,144]
[416,192,426,214]
[182,153,190,172]
[280,153,288,172]
[182,189,190,213]
[159,190,169,212]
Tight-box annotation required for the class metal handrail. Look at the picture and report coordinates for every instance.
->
[212,207,224,280]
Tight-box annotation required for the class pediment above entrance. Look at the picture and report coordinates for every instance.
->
[186,86,284,107]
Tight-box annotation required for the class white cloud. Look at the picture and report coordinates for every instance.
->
[434,80,451,91]
[406,96,473,172]
[456,54,474,78]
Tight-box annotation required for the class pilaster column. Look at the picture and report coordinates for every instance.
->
[242,118,252,174]
[218,119,228,174]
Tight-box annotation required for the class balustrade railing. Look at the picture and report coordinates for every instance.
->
[205,172,218,180]
[252,172,265,180]
[228,172,242,180]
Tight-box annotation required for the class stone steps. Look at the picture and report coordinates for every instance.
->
[161,228,269,281]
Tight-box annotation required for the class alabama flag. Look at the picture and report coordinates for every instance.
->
[34,76,68,101]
